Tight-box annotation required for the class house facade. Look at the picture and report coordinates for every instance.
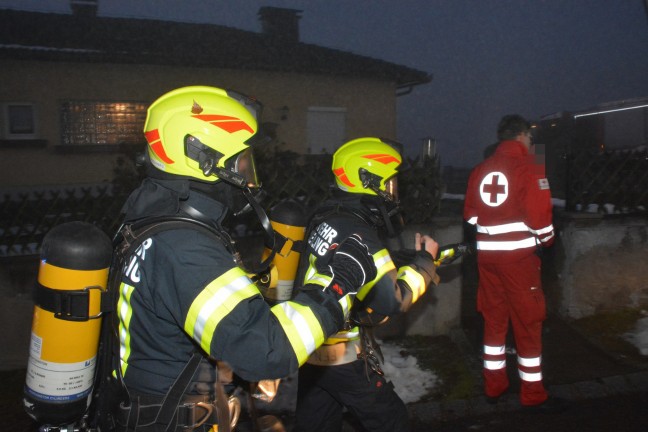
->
[0,3,431,188]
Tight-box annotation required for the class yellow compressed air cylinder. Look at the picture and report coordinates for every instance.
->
[23,221,112,427]
[262,199,307,302]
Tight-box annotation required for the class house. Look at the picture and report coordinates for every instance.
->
[534,97,648,199]
[0,1,431,188]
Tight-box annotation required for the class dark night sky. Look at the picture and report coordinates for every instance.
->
[3,0,648,168]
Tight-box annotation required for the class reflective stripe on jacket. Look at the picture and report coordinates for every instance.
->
[297,202,437,366]
[117,181,344,395]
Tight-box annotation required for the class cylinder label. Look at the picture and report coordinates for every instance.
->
[25,332,96,402]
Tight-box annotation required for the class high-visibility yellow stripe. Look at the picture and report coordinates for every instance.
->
[374,249,395,274]
[301,254,319,285]
[271,301,324,365]
[324,327,360,344]
[397,266,426,302]
[338,293,353,319]
[305,271,332,288]
[184,268,259,354]
[357,249,395,301]
[118,282,135,377]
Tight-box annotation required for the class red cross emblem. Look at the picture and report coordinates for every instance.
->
[479,172,508,207]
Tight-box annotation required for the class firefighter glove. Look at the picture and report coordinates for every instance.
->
[324,234,377,299]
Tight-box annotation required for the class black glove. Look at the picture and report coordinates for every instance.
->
[321,234,377,299]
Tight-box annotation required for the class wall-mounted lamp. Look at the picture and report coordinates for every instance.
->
[280,105,289,121]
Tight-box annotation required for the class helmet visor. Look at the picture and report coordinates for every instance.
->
[384,176,398,201]
[225,148,259,188]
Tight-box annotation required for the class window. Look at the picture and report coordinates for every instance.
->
[307,107,347,154]
[60,101,148,149]
[2,103,37,139]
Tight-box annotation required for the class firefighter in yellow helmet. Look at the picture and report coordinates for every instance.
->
[293,137,440,432]
[108,86,377,432]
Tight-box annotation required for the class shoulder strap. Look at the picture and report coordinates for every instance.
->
[91,216,237,431]
[305,204,374,237]
[154,352,203,432]
[114,215,238,258]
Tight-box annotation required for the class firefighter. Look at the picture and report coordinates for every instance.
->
[463,114,561,411]
[108,86,377,431]
[293,137,440,432]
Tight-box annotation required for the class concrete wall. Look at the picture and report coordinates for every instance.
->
[377,217,465,339]
[5,213,644,370]
[555,213,648,319]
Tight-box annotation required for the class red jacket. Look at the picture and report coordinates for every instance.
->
[464,140,554,264]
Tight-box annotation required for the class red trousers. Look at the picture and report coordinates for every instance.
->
[477,253,548,406]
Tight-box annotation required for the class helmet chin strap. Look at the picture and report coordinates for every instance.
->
[185,180,284,275]
[237,187,293,274]
[360,184,403,240]
[193,148,292,274]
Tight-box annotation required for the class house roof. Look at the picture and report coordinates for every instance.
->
[540,96,648,121]
[0,8,431,90]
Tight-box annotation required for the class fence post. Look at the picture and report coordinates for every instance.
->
[563,149,573,211]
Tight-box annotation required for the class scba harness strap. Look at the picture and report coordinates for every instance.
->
[91,216,236,432]
[118,385,217,432]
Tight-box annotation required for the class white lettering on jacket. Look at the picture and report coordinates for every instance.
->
[307,222,339,257]
[125,238,153,284]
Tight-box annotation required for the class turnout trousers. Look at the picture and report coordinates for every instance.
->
[477,253,548,406]
[294,360,410,432]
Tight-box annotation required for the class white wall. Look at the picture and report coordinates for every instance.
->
[557,214,648,319]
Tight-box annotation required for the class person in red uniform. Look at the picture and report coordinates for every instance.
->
[464,114,560,411]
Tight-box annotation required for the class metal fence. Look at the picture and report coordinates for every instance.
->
[0,152,443,258]
[565,148,648,214]
[0,185,128,257]
[3,147,644,257]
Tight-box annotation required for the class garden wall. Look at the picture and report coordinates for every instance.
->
[2,213,646,370]
[555,213,648,319]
